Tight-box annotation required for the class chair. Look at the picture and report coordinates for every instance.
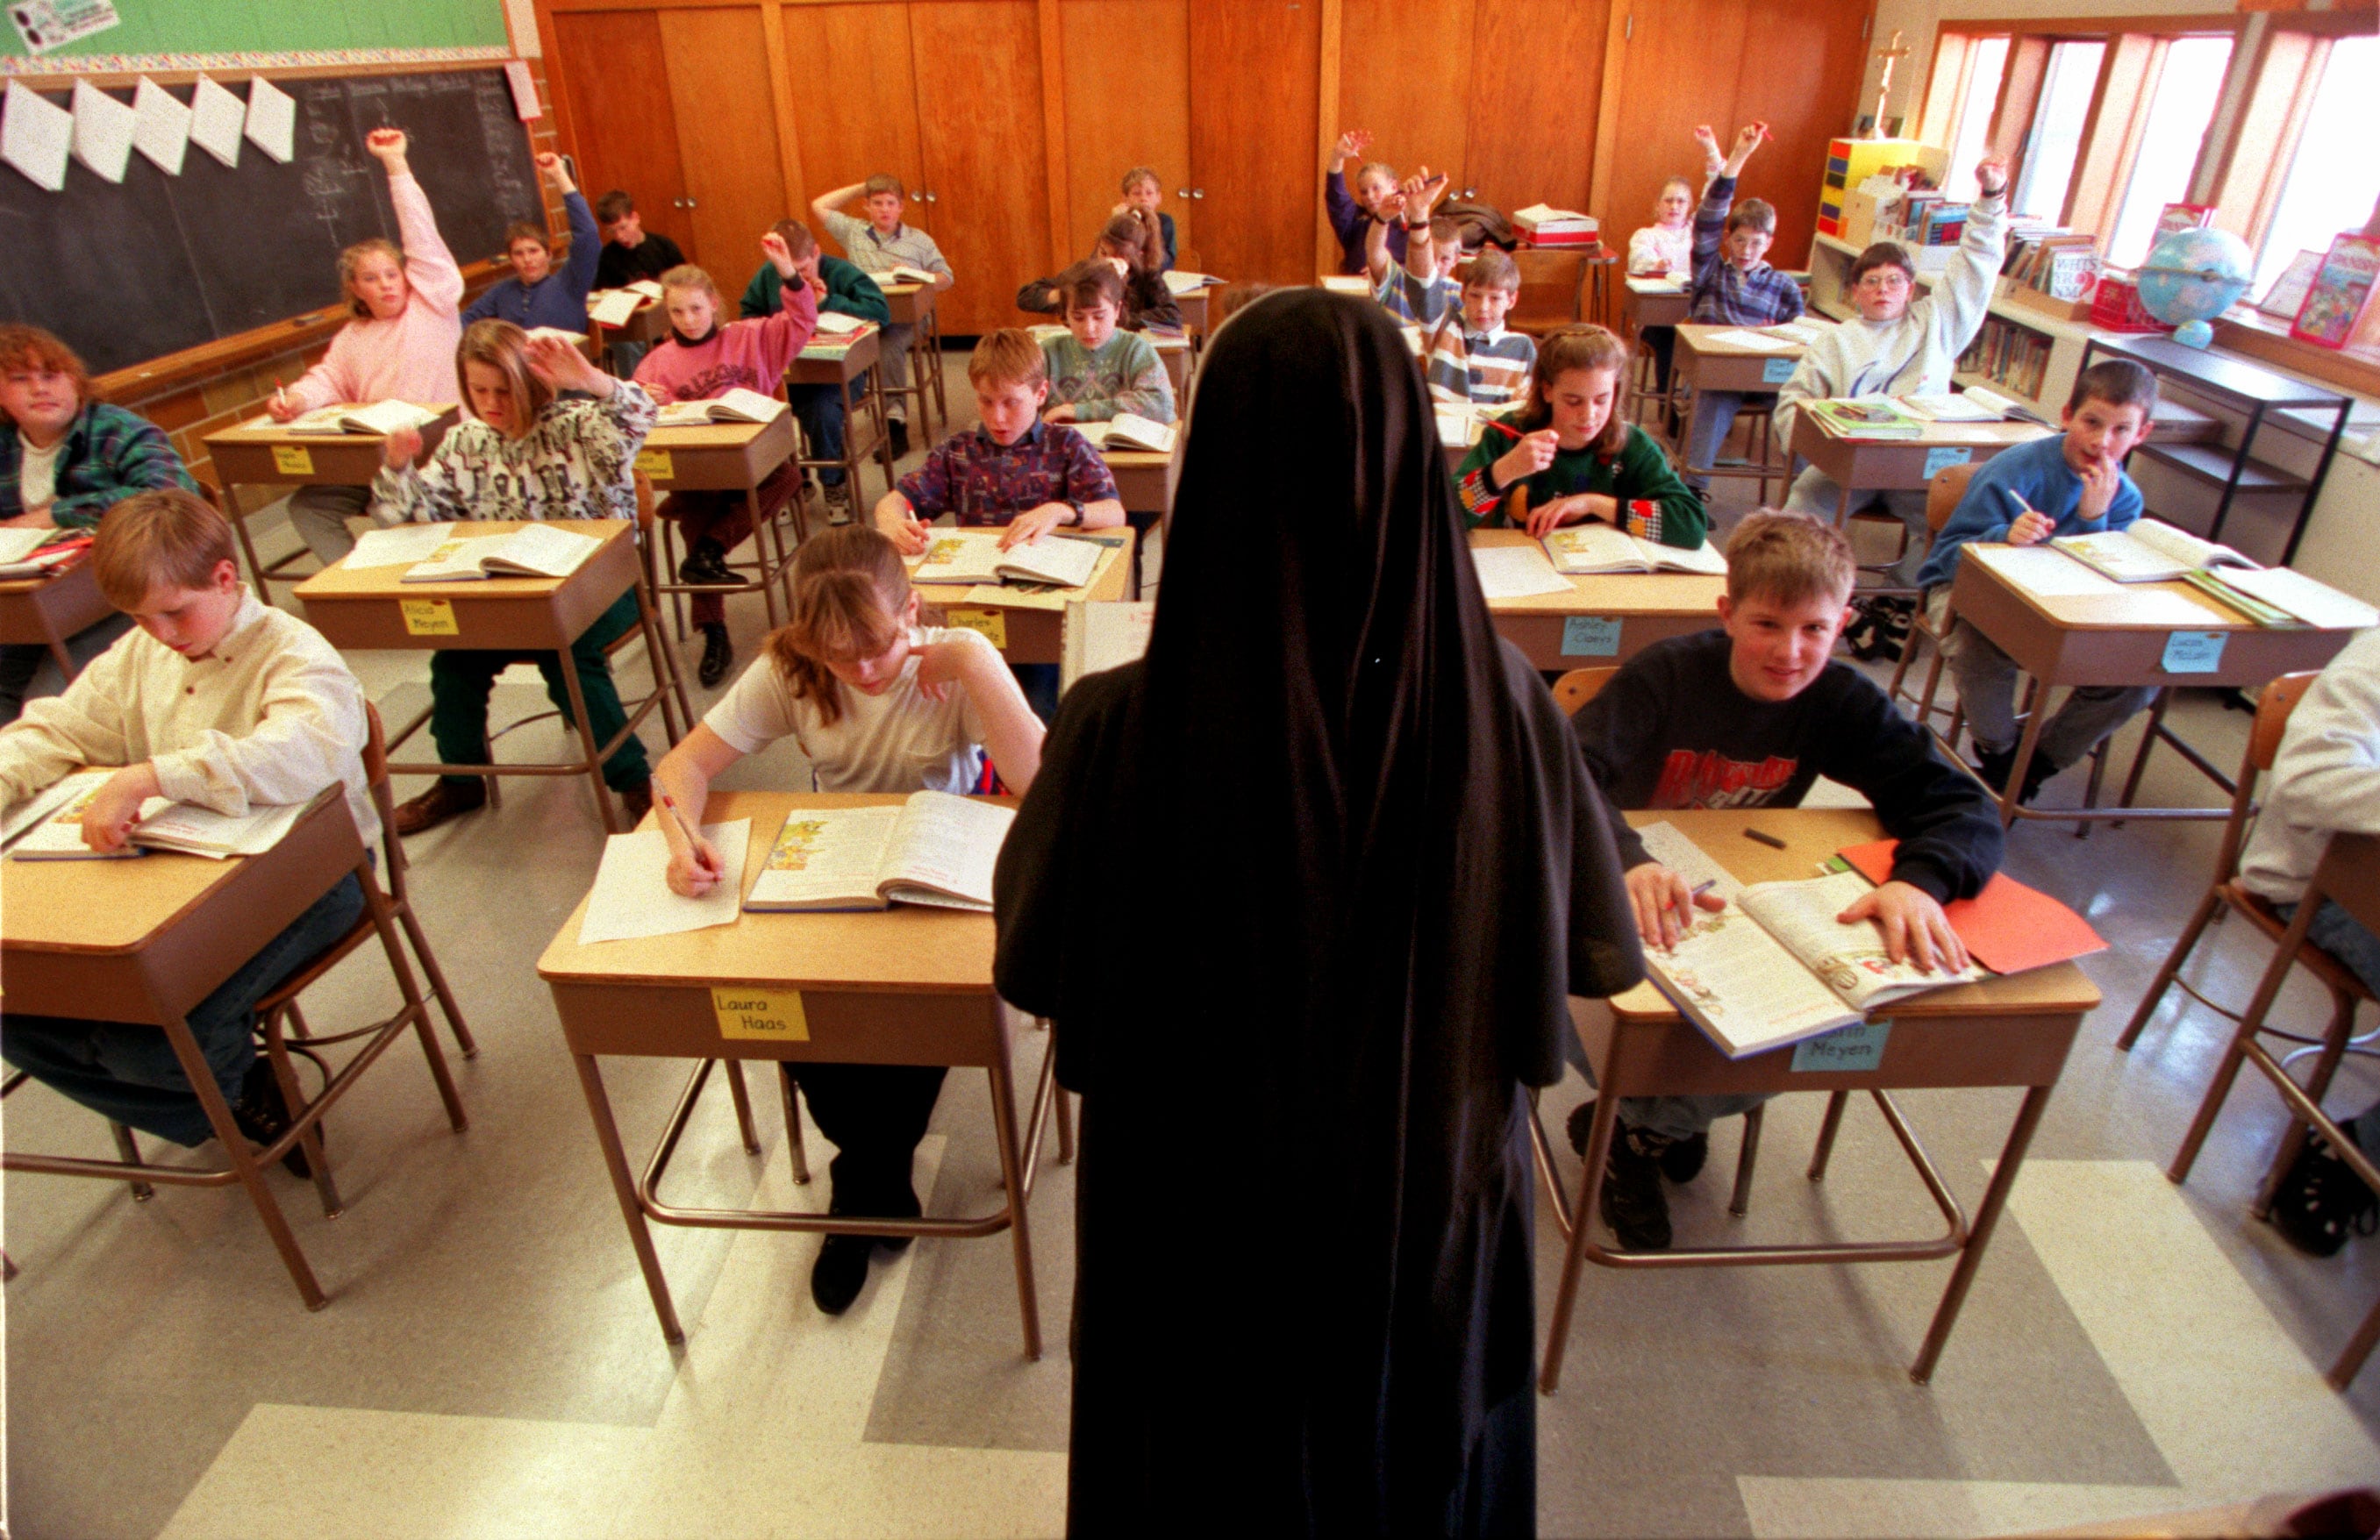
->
[1551,667,1617,716]
[1509,249,1589,338]
[2161,822,2380,1387]
[1679,396,1786,506]
[251,701,475,1216]
[1885,460,1979,731]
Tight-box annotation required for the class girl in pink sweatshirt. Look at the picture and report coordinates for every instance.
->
[269,129,466,566]
[633,232,818,688]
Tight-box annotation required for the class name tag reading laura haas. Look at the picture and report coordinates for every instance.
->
[712,987,808,1043]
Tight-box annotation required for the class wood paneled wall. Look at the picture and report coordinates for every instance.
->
[535,0,1876,322]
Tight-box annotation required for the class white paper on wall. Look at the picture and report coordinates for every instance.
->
[68,78,135,183]
[504,60,541,120]
[131,77,192,176]
[243,75,296,165]
[188,75,245,168]
[1,81,73,193]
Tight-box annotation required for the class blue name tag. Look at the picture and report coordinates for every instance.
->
[1922,446,1973,479]
[1562,616,1621,656]
[1763,357,1796,384]
[1791,1019,1891,1073]
[2162,631,2226,674]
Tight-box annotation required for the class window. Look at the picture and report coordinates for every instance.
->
[1941,36,2009,203]
[2106,37,2236,268]
[2012,40,2106,222]
[2248,33,2380,296]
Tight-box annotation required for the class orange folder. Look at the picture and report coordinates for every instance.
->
[1838,839,2107,977]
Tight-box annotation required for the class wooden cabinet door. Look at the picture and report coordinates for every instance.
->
[1463,0,1611,217]
[909,0,1056,334]
[548,10,693,258]
[784,2,933,253]
[1733,1,1872,267]
[1600,0,1751,278]
[659,7,790,274]
[1339,0,1474,196]
[1190,0,1321,284]
[1058,0,1192,266]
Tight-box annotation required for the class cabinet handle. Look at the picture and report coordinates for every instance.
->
[1462,187,1477,199]
[923,190,939,203]
[1190,188,1204,199]
[686,198,697,209]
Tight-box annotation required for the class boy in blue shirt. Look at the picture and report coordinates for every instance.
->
[1915,359,2158,802]
[462,153,598,332]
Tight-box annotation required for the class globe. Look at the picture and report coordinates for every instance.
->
[2136,225,2255,349]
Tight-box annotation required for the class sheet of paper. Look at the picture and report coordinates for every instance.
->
[2218,567,2379,631]
[3,81,74,193]
[69,80,134,183]
[187,75,244,168]
[1471,545,1573,600]
[345,523,460,569]
[1697,327,1784,352]
[587,289,640,328]
[242,75,296,165]
[131,77,190,175]
[577,819,751,945]
[504,60,541,120]
[1965,543,2123,599]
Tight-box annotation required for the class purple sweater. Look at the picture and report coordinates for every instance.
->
[1326,172,1409,276]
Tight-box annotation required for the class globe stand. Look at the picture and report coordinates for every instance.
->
[2172,318,2215,349]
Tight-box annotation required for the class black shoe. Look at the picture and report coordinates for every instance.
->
[868,1182,924,1255]
[889,418,910,459]
[232,1059,314,1179]
[393,777,487,837]
[1600,1123,1675,1251]
[2270,1116,2379,1258]
[697,623,733,688]
[1565,1097,1597,1156]
[2019,752,2062,805]
[811,1234,874,1315]
[618,777,654,826]
[677,540,738,588]
[1974,744,2016,795]
[1660,1130,1710,1184]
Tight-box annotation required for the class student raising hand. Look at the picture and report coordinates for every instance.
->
[1692,125,1724,179]
[364,127,410,172]
[522,330,611,395]
[534,151,576,196]
[760,229,797,277]
[1331,128,1372,168]
[1974,154,2010,198]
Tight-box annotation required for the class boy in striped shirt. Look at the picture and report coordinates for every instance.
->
[1424,249,1535,410]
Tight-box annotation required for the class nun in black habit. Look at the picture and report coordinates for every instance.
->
[991,288,1644,1538]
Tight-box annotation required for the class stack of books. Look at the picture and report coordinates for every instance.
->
[1512,204,1600,252]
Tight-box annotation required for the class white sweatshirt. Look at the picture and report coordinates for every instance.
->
[1773,189,2009,452]
[2241,626,2380,905]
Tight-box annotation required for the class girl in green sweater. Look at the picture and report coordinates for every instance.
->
[1454,324,1706,546]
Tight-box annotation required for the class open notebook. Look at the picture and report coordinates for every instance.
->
[2051,517,2255,583]
[1076,414,1176,454]
[401,524,601,582]
[281,400,440,436]
[744,793,1012,913]
[912,531,1103,589]
[1542,523,1726,576]
[4,769,309,861]
[655,389,787,426]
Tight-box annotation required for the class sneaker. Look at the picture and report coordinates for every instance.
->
[697,623,733,688]
[232,1059,315,1179]
[677,539,738,588]
[1599,1122,1675,1251]
[618,777,654,826]
[1659,1130,1710,1184]
[2270,1116,2379,1258]
[393,778,486,837]
[1973,743,2017,795]
[888,418,910,460]
[823,481,852,523]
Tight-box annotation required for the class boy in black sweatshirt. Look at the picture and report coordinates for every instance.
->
[1569,510,2004,1250]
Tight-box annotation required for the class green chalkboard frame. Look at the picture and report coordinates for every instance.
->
[1,0,509,67]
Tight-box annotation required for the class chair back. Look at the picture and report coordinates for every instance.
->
[1552,667,1618,716]
[1924,460,1980,535]
[1510,248,1587,334]
[1507,486,1530,529]
[2215,671,2319,881]
[361,700,408,896]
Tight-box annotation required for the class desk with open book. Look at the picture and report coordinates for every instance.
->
[788,321,897,501]
[1537,807,2100,1392]
[1788,405,2049,550]
[536,788,1058,1355]
[1468,530,1726,668]
[639,410,804,628]
[910,527,1136,660]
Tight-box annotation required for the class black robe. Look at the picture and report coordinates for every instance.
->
[993,289,1643,1537]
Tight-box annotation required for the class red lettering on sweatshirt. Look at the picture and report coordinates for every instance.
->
[1649,749,1799,810]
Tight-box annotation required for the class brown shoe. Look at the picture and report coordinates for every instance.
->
[618,777,654,826]
[393,779,487,837]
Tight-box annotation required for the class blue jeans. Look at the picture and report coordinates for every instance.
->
[1562,1033,1770,1141]
[790,377,860,487]
[1,872,365,1146]
[2281,898,2380,1000]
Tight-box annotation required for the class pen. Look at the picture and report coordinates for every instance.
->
[1690,880,1717,898]
[656,790,718,875]
[1743,828,1786,850]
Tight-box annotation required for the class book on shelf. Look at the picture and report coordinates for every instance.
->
[282,400,440,436]
[2154,202,2215,241]
[911,530,1104,589]
[4,769,309,861]
[743,791,1012,913]
[2291,233,2380,350]
[402,524,602,583]
[1161,270,1224,296]
[1630,822,1985,1059]
[1061,599,1155,694]
[654,389,788,426]
[2257,250,2324,321]
[1806,398,1925,439]
[1541,523,1727,576]
[2051,518,2256,584]
[587,289,645,328]
[1077,413,1177,454]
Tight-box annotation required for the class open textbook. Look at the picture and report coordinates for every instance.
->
[400,524,601,582]
[1903,385,2038,424]
[1542,522,1727,576]
[654,389,788,427]
[4,769,308,861]
[2051,517,2256,583]
[812,310,866,336]
[0,527,87,580]
[1632,822,1984,1059]
[281,400,440,436]
[1076,413,1176,454]
[587,289,646,328]
[1161,270,1225,296]
[1061,599,1154,693]
[912,530,1103,589]
[744,792,1013,913]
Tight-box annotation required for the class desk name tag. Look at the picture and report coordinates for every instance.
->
[712,987,809,1042]
[272,445,315,476]
[1792,1019,1890,1073]
[947,608,1009,649]
[1561,616,1620,657]
[1922,446,1972,479]
[634,448,674,480]
[1762,357,1796,384]
[400,598,461,637]
[2162,630,2226,674]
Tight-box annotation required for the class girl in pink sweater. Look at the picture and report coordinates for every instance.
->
[633,232,818,688]
[269,129,466,566]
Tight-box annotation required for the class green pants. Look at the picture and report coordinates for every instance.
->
[428,590,650,790]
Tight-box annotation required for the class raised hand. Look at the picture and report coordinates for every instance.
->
[365,127,410,168]
[382,424,424,470]
[1975,154,2010,199]
[524,331,601,393]
[534,151,575,195]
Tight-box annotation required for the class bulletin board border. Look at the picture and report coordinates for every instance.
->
[2,46,511,81]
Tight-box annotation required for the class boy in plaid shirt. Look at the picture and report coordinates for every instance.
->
[1680,123,1805,496]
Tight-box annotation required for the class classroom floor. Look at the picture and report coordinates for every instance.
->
[7,356,2378,1540]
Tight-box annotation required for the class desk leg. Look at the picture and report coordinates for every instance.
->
[573,1052,686,1346]
[747,479,785,631]
[1540,1084,1622,1394]
[556,651,624,835]
[166,1012,326,1309]
[1909,1083,2052,1385]
[1997,680,2053,828]
[984,1007,1044,1359]
[225,486,279,610]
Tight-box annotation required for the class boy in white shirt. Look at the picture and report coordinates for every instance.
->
[0,490,375,1168]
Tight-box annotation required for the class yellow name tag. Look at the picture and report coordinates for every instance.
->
[712,987,808,1043]
[634,448,674,480]
[400,598,460,637]
[272,445,315,476]
[946,608,1008,649]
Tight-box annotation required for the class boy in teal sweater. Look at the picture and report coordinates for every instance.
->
[743,220,893,519]
[1039,264,1176,425]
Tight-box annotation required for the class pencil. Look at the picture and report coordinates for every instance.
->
[1743,828,1786,849]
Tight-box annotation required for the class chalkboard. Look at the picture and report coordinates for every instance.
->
[0,69,540,377]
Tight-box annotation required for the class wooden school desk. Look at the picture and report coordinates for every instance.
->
[1619,278,1690,339]
[0,558,110,683]
[1788,411,2048,545]
[1537,808,2099,1391]
[590,291,671,353]
[293,520,682,836]
[536,791,1061,1353]
[204,405,461,609]
[1173,286,1209,342]
[1469,529,1725,668]
[913,528,1138,657]
[787,324,896,498]
[1673,323,1811,501]
[877,280,949,441]
[638,411,803,627]
[1102,448,1170,517]
[2,790,427,1311]
[1945,546,2362,828]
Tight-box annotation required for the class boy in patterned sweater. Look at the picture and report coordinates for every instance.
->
[1040,264,1176,426]
[1423,248,1536,410]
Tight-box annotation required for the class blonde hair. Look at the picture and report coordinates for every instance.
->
[456,320,553,437]
[337,238,404,320]
[1724,510,1856,610]
[1509,325,1631,456]
[95,488,233,609]
[1119,166,1161,196]
[968,329,1047,390]
[659,264,719,305]
[1461,247,1520,296]
[766,526,914,728]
